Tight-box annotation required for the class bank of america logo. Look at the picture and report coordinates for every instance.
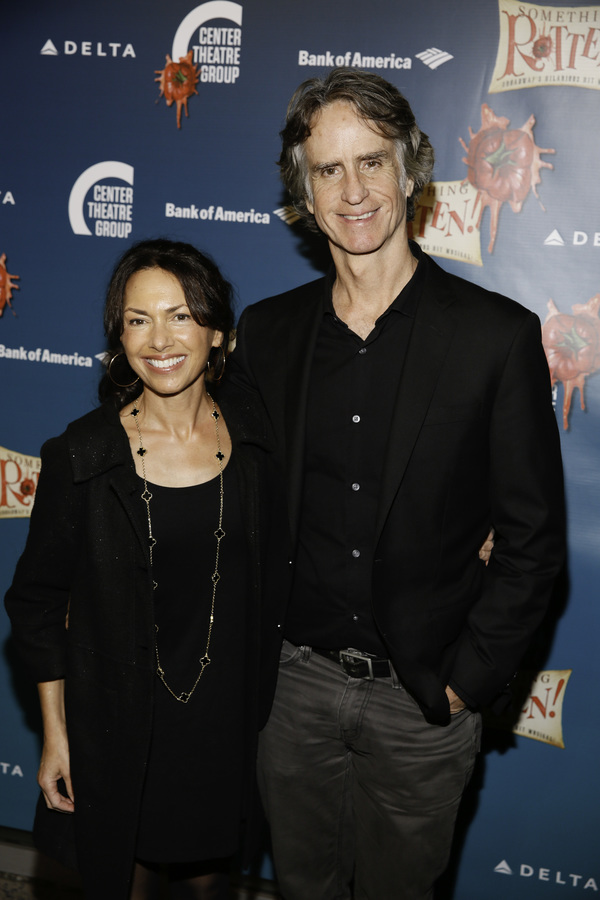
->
[416,48,454,69]
[274,206,301,226]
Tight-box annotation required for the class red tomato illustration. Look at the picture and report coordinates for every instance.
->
[0,253,19,317]
[20,478,36,497]
[156,51,200,129]
[460,105,555,252]
[532,35,553,58]
[543,295,600,429]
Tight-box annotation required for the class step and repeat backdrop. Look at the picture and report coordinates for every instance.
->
[1,1,599,895]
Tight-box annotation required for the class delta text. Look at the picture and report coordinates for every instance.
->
[519,864,597,890]
[0,763,23,777]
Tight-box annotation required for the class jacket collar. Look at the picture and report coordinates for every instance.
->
[66,403,136,485]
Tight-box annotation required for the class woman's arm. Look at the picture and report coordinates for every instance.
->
[37,679,74,813]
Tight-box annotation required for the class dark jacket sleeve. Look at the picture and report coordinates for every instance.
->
[4,434,82,683]
[449,312,566,709]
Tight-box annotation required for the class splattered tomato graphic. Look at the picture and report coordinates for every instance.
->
[20,478,36,497]
[0,253,20,317]
[460,104,555,252]
[155,51,200,129]
[542,294,600,430]
[532,34,553,58]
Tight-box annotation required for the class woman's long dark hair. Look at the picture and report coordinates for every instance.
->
[99,239,234,408]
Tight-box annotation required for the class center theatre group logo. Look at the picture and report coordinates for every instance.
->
[0,254,19,317]
[68,161,134,239]
[156,0,243,128]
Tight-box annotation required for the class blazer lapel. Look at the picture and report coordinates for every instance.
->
[109,468,151,564]
[280,286,325,544]
[374,266,457,542]
[67,404,150,563]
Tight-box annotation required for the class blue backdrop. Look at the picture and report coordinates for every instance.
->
[2,1,599,895]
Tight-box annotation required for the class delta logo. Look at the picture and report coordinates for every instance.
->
[545,229,600,248]
[40,39,135,59]
[490,0,600,93]
[0,254,20,317]
[408,102,554,265]
[156,1,243,129]
[494,859,598,890]
[68,161,134,239]
[0,446,40,519]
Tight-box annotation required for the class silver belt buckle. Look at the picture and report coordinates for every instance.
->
[339,647,374,680]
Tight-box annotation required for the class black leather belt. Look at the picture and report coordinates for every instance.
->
[312,647,392,680]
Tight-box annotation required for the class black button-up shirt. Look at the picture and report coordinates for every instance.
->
[285,252,425,655]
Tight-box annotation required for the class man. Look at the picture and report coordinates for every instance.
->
[230,68,565,899]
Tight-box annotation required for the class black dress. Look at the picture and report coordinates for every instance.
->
[135,461,247,863]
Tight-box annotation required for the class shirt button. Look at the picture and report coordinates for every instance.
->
[352,549,361,558]
[353,615,359,622]
[351,483,360,491]
[352,415,360,423]
[359,347,367,355]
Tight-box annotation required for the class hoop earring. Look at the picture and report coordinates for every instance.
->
[107,352,140,388]
[207,346,226,384]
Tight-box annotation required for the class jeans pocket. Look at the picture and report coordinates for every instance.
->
[278,638,303,668]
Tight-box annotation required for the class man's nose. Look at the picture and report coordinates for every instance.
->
[341,168,369,205]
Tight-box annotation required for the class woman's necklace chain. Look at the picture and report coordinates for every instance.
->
[131,395,225,704]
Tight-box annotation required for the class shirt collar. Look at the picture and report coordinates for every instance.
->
[322,241,424,323]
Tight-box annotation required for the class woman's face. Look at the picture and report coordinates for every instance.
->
[120,267,222,398]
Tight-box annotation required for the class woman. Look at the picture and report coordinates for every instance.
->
[5,239,275,899]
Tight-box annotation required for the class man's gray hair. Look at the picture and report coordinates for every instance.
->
[279,67,434,230]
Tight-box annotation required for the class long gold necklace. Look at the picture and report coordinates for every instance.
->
[131,394,225,703]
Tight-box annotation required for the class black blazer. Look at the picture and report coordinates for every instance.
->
[229,249,566,726]
[4,395,282,899]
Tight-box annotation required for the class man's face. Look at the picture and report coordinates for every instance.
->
[304,101,414,259]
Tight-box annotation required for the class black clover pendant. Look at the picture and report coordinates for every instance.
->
[216,450,225,461]
[137,447,147,457]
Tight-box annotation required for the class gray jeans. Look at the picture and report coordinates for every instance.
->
[257,640,481,900]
